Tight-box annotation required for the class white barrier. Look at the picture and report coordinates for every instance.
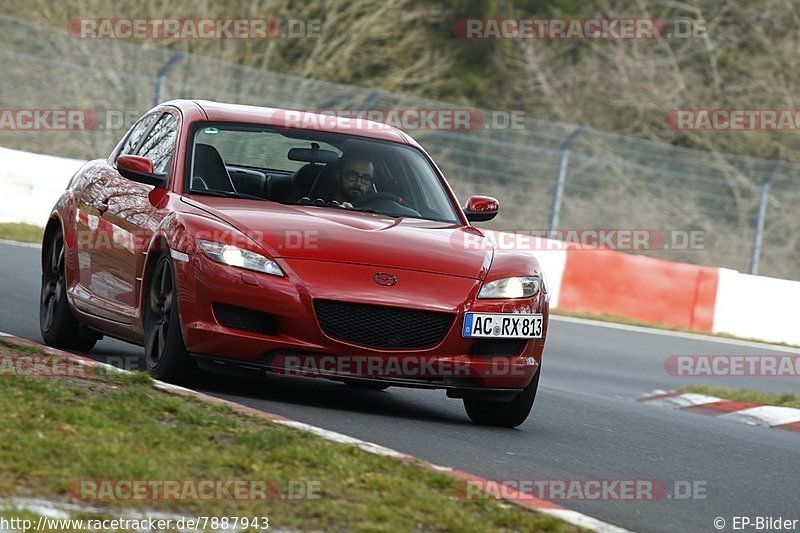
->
[531,248,567,308]
[713,268,800,346]
[0,146,85,225]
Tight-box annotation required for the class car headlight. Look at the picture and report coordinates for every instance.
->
[478,276,540,299]
[197,240,283,277]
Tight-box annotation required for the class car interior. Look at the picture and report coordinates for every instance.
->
[188,138,450,221]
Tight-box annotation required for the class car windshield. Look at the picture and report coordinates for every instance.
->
[186,123,461,223]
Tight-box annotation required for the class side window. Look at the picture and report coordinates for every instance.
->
[137,113,178,174]
[120,113,159,156]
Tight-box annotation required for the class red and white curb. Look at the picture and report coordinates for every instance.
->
[639,390,800,433]
[0,332,631,533]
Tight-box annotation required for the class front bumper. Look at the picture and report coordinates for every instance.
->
[173,254,548,390]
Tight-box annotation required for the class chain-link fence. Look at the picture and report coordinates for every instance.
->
[1,15,798,280]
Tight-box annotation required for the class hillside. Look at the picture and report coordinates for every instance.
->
[2,0,799,162]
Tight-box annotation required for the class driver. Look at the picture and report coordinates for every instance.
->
[333,152,375,208]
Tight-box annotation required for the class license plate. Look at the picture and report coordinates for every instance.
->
[462,313,543,338]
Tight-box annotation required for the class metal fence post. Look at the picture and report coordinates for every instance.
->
[153,53,184,106]
[748,159,781,275]
[548,126,584,232]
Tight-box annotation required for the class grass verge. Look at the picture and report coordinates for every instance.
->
[0,223,43,244]
[678,386,800,410]
[0,341,577,532]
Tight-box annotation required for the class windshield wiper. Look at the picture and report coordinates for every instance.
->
[189,189,266,201]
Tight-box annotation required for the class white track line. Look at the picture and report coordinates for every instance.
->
[545,509,633,533]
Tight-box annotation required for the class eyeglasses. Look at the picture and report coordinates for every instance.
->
[343,169,374,186]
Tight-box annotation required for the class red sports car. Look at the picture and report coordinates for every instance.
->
[39,100,549,427]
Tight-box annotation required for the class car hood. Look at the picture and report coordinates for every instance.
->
[182,196,493,279]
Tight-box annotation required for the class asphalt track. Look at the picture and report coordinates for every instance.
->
[1,241,798,533]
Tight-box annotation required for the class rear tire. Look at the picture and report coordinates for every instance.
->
[463,366,541,428]
[143,254,199,383]
[39,227,97,351]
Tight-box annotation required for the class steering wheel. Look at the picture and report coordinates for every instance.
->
[352,191,410,208]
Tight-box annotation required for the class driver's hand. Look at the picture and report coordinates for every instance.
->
[341,202,354,209]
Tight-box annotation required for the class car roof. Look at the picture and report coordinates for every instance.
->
[162,99,417,146]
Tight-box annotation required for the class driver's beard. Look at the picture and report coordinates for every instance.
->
[346,188,362,200]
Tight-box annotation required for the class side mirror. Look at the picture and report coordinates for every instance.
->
[464,195,499,222]
[117,155,168,188]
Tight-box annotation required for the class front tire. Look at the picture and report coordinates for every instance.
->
[39,227,97,351]
[143,254,198,383]
[463,366,541,428]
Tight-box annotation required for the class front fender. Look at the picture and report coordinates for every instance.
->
[133,212,268,334]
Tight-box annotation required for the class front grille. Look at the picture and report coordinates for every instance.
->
[469,339,529,358]
[213,303,277,335]
[314,300,453,350]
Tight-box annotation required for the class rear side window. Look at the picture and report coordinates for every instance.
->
[138,114,178,174]
[120,113,159,156]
